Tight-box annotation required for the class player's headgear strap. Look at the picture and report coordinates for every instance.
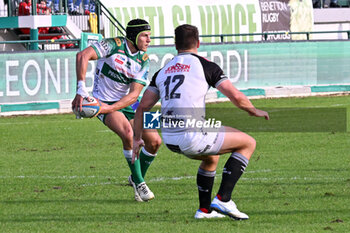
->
[126,19,151,50]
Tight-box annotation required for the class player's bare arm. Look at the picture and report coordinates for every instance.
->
[76,46,98,82]
[99,82,145,114]
[132,89,160,163]
[72,47,99,112]
[217,80,269,120]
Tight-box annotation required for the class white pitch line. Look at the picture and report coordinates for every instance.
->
[0,175,108,179]
[0,169,273,180]
[79,176,348,187]
[96,130,113,133]
[0,119,83,126]
[1,171,348,189]
[0,122,31,125]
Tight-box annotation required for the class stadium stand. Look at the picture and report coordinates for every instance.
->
[0,0,103,51]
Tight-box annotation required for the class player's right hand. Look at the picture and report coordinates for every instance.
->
[71,94,84,113]
[99,101,114,114]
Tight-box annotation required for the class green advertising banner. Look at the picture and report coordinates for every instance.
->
[0,51,95,103]
[1,41,350,113]
[147,41,350,89]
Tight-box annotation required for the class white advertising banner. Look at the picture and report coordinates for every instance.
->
[100,0,313,44]
[101,0,262,44]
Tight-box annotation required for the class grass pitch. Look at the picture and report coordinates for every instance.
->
[0,95,349,233]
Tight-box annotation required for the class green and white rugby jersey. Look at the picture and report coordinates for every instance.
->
[91,37,149,102]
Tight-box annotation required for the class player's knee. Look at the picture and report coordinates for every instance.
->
[120,128,133,144]
[199,155,219,170]
[144,140,161,155]
[206,155,219,165]
[149,135,162,151]
[248,136,256,152]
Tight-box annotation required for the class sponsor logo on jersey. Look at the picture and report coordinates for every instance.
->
[118,49,125,54]
[115,38,122,46]
[114,54,126,65]
[115,66,135,79]
[165,63,191,74]
[100,40,111,53]
[199,145,212,154]
[125,61,132,69]
[101,63,133,84]
[100,40,108,50]
[142,53,149,61]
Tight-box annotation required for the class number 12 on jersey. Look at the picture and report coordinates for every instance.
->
[164,75,185,100]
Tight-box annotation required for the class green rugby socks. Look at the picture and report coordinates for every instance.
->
[139,147,156,178]
[124,149,144,184]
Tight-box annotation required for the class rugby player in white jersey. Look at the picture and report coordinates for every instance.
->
[132,24,269,219]
[72,19,162,202]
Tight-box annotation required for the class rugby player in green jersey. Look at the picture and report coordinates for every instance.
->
[72,19,161,202]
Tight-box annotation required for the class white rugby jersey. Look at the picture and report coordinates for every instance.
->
[147,52,228,132]
[90,37,149,102]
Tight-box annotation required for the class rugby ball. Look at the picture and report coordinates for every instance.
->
[79,97,101,118]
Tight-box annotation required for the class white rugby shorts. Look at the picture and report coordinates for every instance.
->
[162,127,225,159]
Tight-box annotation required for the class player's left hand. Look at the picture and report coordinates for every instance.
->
[132,138,145,164]
[250,109,270,120]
